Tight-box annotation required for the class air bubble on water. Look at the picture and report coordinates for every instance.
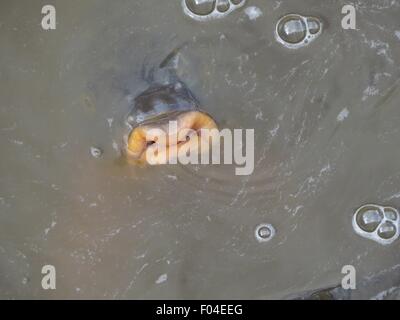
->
[277,15,307,44]
[353,204,400,245]
[384,207,398,221]
[230,0,244,4]
[355,205,383,233]
[275,14,322,49]
[377,221,397,240]
[182,0,247,21]
[307,17,321,34]
[90,146,103,159]
[185,0,216,17]
[217,0,230,13]
[255,223,276,243]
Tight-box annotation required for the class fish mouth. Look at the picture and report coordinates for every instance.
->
[126,110,218,164]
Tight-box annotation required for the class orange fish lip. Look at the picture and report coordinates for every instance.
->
[126,110,218,165]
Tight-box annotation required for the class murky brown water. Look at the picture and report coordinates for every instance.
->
[1,0,400,299]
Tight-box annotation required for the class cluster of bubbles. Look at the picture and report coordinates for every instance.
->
[180,3,400,248]
[182,0,247,21]
[352,204,400,245]
[275,14,323,49]
[182,2,323,49]
[255,223,276,243]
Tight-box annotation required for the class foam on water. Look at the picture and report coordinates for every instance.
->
[244,6,263,21]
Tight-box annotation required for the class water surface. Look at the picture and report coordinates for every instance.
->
[1,0,400,299]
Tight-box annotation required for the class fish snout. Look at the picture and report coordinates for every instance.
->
[126,110,218,164]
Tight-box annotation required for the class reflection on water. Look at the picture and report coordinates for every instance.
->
[1,0,400,299]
